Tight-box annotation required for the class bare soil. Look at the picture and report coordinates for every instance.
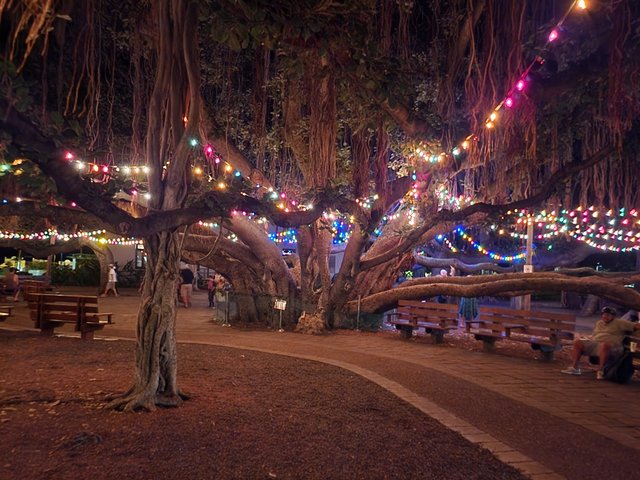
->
[0,330,527,480]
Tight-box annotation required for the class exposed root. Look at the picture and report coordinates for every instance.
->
[104,387,190,412]
[106,392,157,412]
[294,312,327,335]
[156,393,184,408]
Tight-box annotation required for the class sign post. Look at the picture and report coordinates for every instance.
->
[274,298,287,332]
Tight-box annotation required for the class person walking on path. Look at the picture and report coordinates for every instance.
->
[179,265,195,308]
[561,306,640,379]
[101,264,119,297]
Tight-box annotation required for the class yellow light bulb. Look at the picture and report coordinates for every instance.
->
[577,0,586,10]
[224,164,233,173]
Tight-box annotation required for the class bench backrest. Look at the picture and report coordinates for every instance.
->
[397,300,458,325]
[22,281,51,302]
[479,305,576,338]
[29,294,101,328]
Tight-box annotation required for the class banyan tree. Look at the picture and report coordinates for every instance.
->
[1,0,640,410]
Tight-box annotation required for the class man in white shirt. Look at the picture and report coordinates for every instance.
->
[101,264,119,297]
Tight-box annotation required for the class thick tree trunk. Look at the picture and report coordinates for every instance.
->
[295,222,332,334]
[108,230,184,411]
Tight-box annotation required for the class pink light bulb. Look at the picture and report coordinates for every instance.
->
[504,97,514,108]
[516,80,526,91]
[65,151,74,160]
[102,166,109,173]
[548,29,559,42]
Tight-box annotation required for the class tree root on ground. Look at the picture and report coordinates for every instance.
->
[104,388,190,412]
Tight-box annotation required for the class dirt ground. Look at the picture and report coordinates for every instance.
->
[0,329,529,480]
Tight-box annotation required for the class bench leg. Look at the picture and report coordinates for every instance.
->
[475,335,496,352]
[396,326,413,339]
[431,331,444,344]
[531,343,557,361]
[40,327,54,337]
[80,330,95,341]
[482,339,496,352]
[541,350,554,361]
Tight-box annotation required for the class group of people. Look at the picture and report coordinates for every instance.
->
[100,261,228,309]
[177,264,228,309]
[207,273,227,308]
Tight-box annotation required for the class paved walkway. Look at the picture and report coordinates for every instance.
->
[3,288,640,480]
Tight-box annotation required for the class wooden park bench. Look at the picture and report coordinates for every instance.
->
[466,306,576,360]
[28,293,114,340]
[388,300,459,343]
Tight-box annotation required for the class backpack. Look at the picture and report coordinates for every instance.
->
[603,352,635,384]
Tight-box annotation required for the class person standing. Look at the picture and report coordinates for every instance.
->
[179,265,194,308]
[458,297,478,328]
[101,264,119,297]
[207,274,215,308]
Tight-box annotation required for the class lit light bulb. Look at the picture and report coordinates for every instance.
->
[548,29,559,42]
[504,97,514,108]
[577,0,586,9]
[516,79,526,91]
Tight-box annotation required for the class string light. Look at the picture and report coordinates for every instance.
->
[410,0,591,176]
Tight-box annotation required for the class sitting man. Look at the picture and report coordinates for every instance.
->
[562,306,640,379]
